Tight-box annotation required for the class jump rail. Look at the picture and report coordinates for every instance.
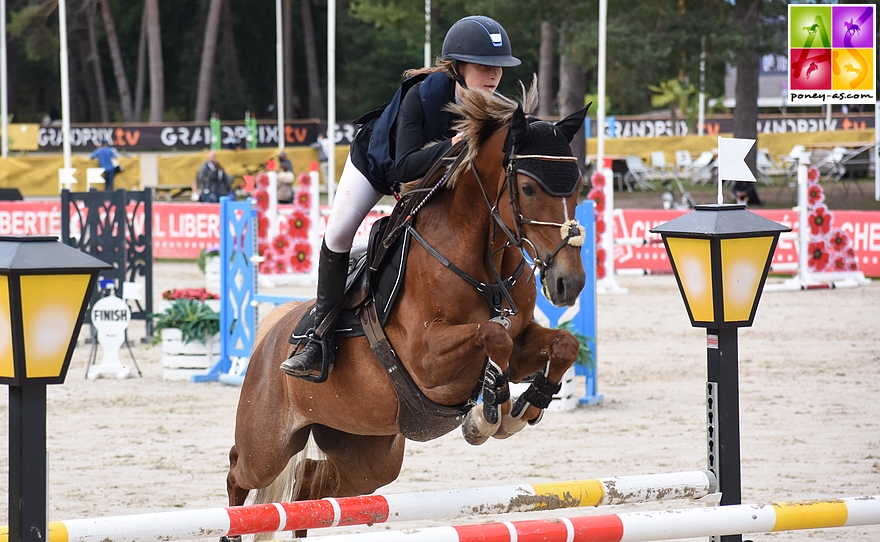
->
[306,495,880,542]
[0,471,715,542]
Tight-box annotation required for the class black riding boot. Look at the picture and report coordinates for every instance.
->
[280,242,349,379]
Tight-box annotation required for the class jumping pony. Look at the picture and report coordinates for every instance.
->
[224,82,590,538]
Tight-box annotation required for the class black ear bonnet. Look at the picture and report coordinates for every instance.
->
[503,103,591,197]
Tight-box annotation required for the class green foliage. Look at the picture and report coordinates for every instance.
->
[556,320,594,370]
[649,78,695,117]
[196,248,219,274]
[152,299,220,345]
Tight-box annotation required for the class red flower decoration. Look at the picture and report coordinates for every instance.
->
[162,287,219,301]
[257,172,270,188]
[274,259,288,273]
[296,190,311,209]
[298,173,311,187]
[273,235,289,251]
[831,256,847,271]
[257,215,270,238]
[587,188,605,212]
[595,216,606,235]
[287,211,310,239]
[828,230,849,253]
[807,240,830,271]
[590,171,606,189]
[807,183,825,207]
[807,166,819,183]
[808,205,832,236]
[256,190,269,210]
[290,242,313,273]
[596,260,606,279]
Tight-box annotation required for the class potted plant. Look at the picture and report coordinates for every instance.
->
[152,296,221,381]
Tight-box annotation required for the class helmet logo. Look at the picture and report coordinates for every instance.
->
[490,33,502,46]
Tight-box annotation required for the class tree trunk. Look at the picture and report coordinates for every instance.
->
[538,21,554,117]
[301,0,324,119]
[283,0,297,118]
[84,0,109,122]
[145,0,164,122]
[733,0,761,172]
[100,0,133,121]
[558,48,586,176]
[134,9,147,121]
[194,0,223,121]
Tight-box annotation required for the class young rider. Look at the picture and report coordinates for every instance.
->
[281,15,520,379]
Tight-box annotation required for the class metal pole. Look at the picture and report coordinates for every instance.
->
[706,327,742,542]
[698,36,705,137]
[1,0,8,158]
[59,0,72,169]
[326,0,336,206]
[275,0,284,152]
[423,0,431,68]
[8,385,49,542]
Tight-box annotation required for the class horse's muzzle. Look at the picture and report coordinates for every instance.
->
[541,265,585,307]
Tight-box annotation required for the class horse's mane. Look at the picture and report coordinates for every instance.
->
[400,76,539,193]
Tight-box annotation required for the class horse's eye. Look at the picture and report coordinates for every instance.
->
[522,183,537,197]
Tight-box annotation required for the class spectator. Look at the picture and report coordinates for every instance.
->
[277,161,295,203]
[278,151,293,173]
[90,139,120,191]
[311,133,332,187]
[733,181,762,207]
[195,151,232,202]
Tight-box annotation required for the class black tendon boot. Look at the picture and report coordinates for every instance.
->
[280,242,350,380]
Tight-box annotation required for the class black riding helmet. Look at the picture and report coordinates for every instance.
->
[441,16,521,68]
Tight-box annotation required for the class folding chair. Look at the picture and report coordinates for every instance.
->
[688,151,717,185]
[623,156,657,191]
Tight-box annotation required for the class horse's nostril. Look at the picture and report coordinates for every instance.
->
[556,276,566,297]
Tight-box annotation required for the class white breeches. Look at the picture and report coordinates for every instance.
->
[323,155,384,253]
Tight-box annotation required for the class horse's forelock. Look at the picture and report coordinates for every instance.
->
[446,78,539,188]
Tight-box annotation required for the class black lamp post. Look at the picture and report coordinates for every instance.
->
[0,236,110,542]
[651,204,790,542]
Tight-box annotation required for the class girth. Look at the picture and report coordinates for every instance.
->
[360,300,477,442]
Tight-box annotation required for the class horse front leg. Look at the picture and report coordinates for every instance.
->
[495,321,579,439]
[460,318,513,446]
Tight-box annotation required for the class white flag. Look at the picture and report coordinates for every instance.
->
[717,137,756,182]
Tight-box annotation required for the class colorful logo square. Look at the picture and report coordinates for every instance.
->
[788,4,875,105]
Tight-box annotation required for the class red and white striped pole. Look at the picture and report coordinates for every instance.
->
[306,495,880,542]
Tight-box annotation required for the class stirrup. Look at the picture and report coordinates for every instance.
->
[281,334,334,383]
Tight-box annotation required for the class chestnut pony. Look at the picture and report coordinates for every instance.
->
[224,84,590,535]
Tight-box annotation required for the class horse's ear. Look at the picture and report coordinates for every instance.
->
[510,104,530,146]
[555,102,592,143]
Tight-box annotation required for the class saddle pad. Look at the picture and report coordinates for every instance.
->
[290,217,409,342]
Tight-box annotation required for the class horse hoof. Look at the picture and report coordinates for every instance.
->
[461,406,500,446]
[494,411,529,439]
[220,536,242,542]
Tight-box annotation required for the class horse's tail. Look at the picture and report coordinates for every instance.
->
[250,438,340,541]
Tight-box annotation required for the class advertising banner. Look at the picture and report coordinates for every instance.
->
[1,203,877,277]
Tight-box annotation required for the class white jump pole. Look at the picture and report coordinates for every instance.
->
[14,472,716,542]
[306,495,880,542]
[326,0,336,206]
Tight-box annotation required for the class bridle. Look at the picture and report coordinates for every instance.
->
[472,147,586,276]
[404,136,586,320]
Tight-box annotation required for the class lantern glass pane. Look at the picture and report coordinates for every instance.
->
[721,236,774,322]
[666,237,714,322]
[21,274,91,378]
[0,275,14,378]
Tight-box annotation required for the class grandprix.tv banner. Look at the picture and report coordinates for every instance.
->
[789,4,875,106]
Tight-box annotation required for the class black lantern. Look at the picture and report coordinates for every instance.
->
[651,204,790,542]
[0,236,111,542]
